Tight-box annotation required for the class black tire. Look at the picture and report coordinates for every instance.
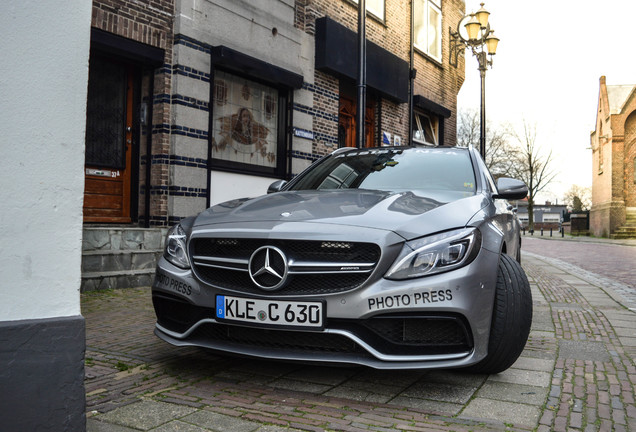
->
[464,254,532,374]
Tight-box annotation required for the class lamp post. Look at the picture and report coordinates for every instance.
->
[450,3,499,159]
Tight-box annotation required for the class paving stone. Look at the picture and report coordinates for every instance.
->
[388,396,463,416]
[87,419,139,432]
[488,368,551,387]
[510,356,555,373]
[181,411,261,432]
[558,340,611,362]
[324,386,392,404]
[96,400,197,430]
[151,420,212,431]
[461,398,541,428]
[475,381,547,405]
[398,381,478,404]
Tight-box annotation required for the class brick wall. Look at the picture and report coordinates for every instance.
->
[312,71,340,157]
[92,0,174,226]
[294,0,465,149]
[624,112,636,207]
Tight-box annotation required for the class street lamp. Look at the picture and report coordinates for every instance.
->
[449,3,499,159]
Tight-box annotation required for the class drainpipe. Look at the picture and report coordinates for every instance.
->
[356,0,366,149]
[408,0,415,145]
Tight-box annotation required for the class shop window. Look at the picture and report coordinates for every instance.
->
[349,0,385,21]
[210,70,284,176]
[412,111,439,146]
[414,0,442,61]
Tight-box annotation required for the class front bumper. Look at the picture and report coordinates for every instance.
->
[151,243,500,370]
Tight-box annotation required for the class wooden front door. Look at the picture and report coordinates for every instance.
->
[338,96,375,148]
[83,56,134,223]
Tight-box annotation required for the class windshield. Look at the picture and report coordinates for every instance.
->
[289,147,476,196]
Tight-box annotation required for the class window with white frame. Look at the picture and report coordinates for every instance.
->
[350,0,385,21]
[414,0,442,61]
[412,111,439,146]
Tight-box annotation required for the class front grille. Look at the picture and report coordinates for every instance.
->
[193,239,380,262]
[190,238,381,296]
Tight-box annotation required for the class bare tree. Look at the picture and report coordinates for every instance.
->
[508,120,558,231]
[563,185,592,211]
[457,109,515,178]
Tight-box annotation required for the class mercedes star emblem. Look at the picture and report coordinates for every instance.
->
[248,246,289,291]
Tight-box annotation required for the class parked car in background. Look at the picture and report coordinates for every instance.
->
[152,145,532,373]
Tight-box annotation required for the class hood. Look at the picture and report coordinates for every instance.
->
[194,189,489,240]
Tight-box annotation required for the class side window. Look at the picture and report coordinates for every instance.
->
[414,0,442,61]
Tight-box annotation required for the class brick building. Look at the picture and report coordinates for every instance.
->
[590,76,636,238]
[81,0,467,289]
[85,0,174,226]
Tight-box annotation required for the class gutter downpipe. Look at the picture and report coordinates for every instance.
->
[356,0,367,149]
[408,0,415,146]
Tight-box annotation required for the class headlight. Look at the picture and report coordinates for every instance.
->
[385,228,481,280]
[164,224,191,269]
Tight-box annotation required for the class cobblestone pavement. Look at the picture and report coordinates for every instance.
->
[84,243,636,432]
[521,235,636,293]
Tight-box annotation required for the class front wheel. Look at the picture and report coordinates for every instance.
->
[465,254,532,374]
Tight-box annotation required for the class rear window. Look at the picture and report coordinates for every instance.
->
[289,148,476,195]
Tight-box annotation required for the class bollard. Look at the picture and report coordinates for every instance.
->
[541,228,544,236]
[550,228,553,237]
[522,227,525,235]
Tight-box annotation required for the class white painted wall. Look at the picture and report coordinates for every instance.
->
[0,1,92,321]
[210,171,281,205]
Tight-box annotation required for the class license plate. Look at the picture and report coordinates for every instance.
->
[216,295,324,329]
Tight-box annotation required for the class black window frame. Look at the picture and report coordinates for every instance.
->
[207,46,302,179]
[208,66,289,178]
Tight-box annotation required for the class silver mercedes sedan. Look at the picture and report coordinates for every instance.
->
[152,146,532,373]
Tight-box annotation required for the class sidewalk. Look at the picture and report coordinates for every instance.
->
[522,231,636,248]
[83,252,636,432]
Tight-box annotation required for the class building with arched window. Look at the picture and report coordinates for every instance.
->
[590,76,636,238]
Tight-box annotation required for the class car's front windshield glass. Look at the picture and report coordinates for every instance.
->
[289,147,476,196]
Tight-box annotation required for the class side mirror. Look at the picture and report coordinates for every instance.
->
[494,177,528,200]
[267,180,287,194]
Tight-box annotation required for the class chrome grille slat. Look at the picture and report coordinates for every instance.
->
[191,238,381,296]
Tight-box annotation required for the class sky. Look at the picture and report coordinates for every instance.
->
[457,0,636,204]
